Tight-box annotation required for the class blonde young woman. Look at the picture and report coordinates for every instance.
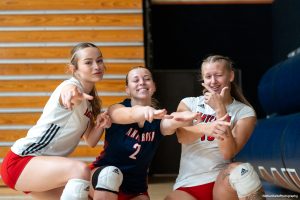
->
[1,42,110,200]
[89,66,201,200]
[165,55,265,200]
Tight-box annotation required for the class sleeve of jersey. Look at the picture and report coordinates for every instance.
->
[181,97,195,111]
[236,105,256,121]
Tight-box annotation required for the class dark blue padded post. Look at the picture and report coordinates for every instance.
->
[258,54,300,115]
[236,113,300,193]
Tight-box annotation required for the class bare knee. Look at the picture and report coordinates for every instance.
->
[164,193,171,200]
[68,160,90,180]
[214,162,259,200]
[165,193,175,200]
[215,162,243,187]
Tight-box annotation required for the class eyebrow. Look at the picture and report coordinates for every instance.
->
[132,74,150,78]
[82,56,102,61]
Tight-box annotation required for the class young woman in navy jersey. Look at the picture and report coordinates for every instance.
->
[165,55,265,200]
[1,42,110,200]
[89,66,201,200]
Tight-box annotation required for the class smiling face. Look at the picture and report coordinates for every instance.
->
[125,67,156,102]
[72,47,105,84]
[201,59,234,94]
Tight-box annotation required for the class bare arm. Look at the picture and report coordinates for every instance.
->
[218,116,256,160]
[177,121,231,144]
[160,111,200,136]
[108,103,169,124]
[175,101,206,143]
[174,84,228,144]
[83,111,111,147]
[202,84,237,159]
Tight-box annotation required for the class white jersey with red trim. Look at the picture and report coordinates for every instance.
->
[174,96,255,189]
[11,77,92,157]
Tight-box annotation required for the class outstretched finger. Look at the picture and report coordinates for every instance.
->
[144,109,154,123]
[216,120,231,127]
[163,114,174,119]
[154,109,167,116]
[148,110,154,122]
[211,132,224,141]
[194,112,203,123]
[101,115,111,128]
[100,110,109,117]
[153,109,167,119]
[82,93,94,101]
[219,114,229,121]
[63,91,73,109]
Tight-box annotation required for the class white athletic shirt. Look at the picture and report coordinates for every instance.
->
[174,96,255,189]
[11,77,92,157]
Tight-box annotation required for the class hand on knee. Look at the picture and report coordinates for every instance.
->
[92,166,123,194]
[229,163,262,198]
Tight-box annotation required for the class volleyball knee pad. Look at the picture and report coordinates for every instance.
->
[229,163,262,198]
[92,166,123,194]
[60,178,90,200]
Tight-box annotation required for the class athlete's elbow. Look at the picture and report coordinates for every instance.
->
[177,134,192,144]
[86,140,98,148]
[177,136,184,144]
[176,131,185,143]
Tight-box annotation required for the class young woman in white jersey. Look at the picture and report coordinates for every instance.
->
[165,55,265,200]
[0,42,110,200]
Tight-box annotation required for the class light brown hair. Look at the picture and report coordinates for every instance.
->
[201,55,252,107]
[69,42,102,123]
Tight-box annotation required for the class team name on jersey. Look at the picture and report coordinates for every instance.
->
[126,128,155,142]
[199,112,216,123]
[199,112,231,142]
[199,112,231,123]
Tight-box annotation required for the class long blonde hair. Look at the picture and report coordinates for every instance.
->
[69,42,102,123]
[201,55,252,107]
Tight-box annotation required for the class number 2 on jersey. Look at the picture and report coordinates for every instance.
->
[129,143,141,160]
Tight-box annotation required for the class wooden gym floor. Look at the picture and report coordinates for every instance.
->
[0,177,297,200]
[0,176,175,200]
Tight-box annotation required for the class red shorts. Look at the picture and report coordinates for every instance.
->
[177,182,215,200]
[1,149,34,190]
[118,191,149,200]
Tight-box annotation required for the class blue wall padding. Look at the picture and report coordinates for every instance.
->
[236,113,300,174]
[236,115,287,169]
[281,113,300,170]
[241,54,300,192]
[258,54,300,115]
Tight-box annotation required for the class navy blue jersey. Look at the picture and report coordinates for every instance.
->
[91,99,164,194]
